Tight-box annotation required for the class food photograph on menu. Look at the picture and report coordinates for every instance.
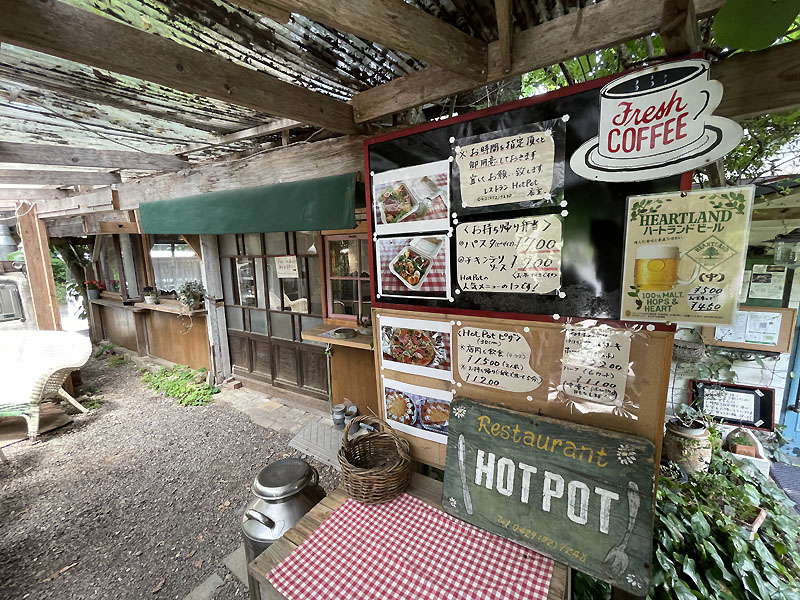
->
[376,235,450,300]
[382,379,454,442]
[379,315,452,380]
[371,160,450,235]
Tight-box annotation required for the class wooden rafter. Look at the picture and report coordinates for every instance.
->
[661,0,702,56]
[0,170,121,186]
[237,0,488,81]
[0,142,188,171]
[351,0,727,123]
[495,0,514,75]
[174,119,302,155]
[0,0,358,134]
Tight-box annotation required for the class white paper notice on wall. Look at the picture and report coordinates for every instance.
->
[456,215,562,294]
[702,388,756,422]
[457,327,542,393]
[454,122,562,209]
[274,255,299,278]
[560,325,632,405]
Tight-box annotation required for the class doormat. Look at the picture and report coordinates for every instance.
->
[770,462,800,512]
[289,421,341,470]
[0,402,72,447]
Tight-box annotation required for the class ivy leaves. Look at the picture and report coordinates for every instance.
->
[705,191,749,215]
[627,286,643,310]
[629,198,664,222]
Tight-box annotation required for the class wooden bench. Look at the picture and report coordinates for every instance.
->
[249,473,569,599]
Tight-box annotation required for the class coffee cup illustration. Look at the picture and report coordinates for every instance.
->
[570,59,742,182]
[634,245,699,291]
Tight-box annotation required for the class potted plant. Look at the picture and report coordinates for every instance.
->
[357,315,372,336]
[177,280,206,312]
[142,286,160,305]
[85,280,103,300]
[663,404,713,474]
[726,430,757,457]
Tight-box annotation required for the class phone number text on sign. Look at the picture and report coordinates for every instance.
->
[456,215,562,294]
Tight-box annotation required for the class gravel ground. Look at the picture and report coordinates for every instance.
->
[0,356,339,600]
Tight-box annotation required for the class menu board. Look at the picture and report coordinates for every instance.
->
[690,380,776,431]
[367,77,683,320]
[453,122,562,208]
[456,215,562,294]
[748,264,787,300]
[457,327,542,392]
[560,325,632,405]
[620,186,754,326]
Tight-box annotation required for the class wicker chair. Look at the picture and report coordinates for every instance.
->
[0,330,92,440]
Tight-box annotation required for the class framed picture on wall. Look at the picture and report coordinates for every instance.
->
[689,380,775,431]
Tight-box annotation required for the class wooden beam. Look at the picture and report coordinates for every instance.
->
[15,201,61,330]
[0,142,188,171]
[660,0,702,56]
[495,0,514,75]
[0,0,358,134]
[174,119,303,155]
[712,41,800,120]
[752,207,800,222]
[36,187,116,219]
[238,0,488,81]
[351,0,726,123]
[0,170,121,186]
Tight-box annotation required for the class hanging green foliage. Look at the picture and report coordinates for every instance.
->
[713,0,800,50]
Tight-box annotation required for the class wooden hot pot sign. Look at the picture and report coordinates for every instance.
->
[442,398,655,595]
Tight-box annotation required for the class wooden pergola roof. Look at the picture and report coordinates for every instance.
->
[0,0,798,195]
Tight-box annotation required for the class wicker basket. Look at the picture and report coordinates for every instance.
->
[338,415,412,504]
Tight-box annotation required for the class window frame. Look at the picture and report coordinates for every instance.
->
[324,233,370,322]
[95,234,145,302]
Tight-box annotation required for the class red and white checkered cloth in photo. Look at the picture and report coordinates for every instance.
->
[378,237,448,295]
[268,494,553,600]
[374,172,450,225]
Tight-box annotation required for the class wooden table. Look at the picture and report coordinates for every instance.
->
[249,473,569,599]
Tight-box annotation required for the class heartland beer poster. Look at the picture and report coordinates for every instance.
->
[620,186,754,326]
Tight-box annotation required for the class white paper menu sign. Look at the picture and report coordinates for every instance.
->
[456,215,562,294]
[560,326,632,404]
[457,327,542,393]
[748,264,786,300]
[703,387,756,422]
[274,255,299,278]
[455,130,556,207]
[715,310,782,345]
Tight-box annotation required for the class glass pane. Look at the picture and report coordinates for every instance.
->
[119,234,139,298]
[308,257,322,315]
[296,231,318,255]
[226,306,243,330]
[265,233,286,255]
[219,234,238,256]
[254,258,266,309]
[151,241,201,292]
[244,233,262,255]
[359,239,371,277]
[301,316,326,347]
[360,281,372,322]
[329,239,359,277]
[250,309,268,335]
[271,312,293,340]
[266,258,282,310]
[284,259,309,314]
[330,279,357,316]
[101,241,121,293]
[236,258,257,307]
[221,258,234,303]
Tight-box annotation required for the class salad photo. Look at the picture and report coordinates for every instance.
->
[379,183,417,224]
[371,160,450,234]
[391,248,431,287]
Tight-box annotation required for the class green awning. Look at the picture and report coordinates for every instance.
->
[140,173,360,234]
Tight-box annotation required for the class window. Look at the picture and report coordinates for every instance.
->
[325,234,371,322]
[149,235,202,292]
[97,235,144,300]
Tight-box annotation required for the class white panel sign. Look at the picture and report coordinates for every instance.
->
[560,325,632,404]
[457,327,542,393]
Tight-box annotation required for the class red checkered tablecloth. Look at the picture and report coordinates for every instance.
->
[374,172,450,225]
[268,494,553,600]
[378,237,448,295]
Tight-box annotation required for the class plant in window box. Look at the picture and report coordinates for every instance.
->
[177,280,206,333]
[84,280,103,300]
[142,286,160,305]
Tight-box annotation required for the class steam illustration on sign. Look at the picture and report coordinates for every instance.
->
[570,59,743,182]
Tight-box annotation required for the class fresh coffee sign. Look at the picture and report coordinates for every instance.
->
[570,59,742,182]
[442,399,655,594]
[620,186,753,326]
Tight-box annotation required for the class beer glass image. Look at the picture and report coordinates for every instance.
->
[634,245,700,291]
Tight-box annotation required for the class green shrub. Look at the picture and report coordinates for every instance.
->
[141,365,219,406]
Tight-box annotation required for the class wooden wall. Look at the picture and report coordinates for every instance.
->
[100,304,137,351]
[331,346,379,416]
[146,310,210,371]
